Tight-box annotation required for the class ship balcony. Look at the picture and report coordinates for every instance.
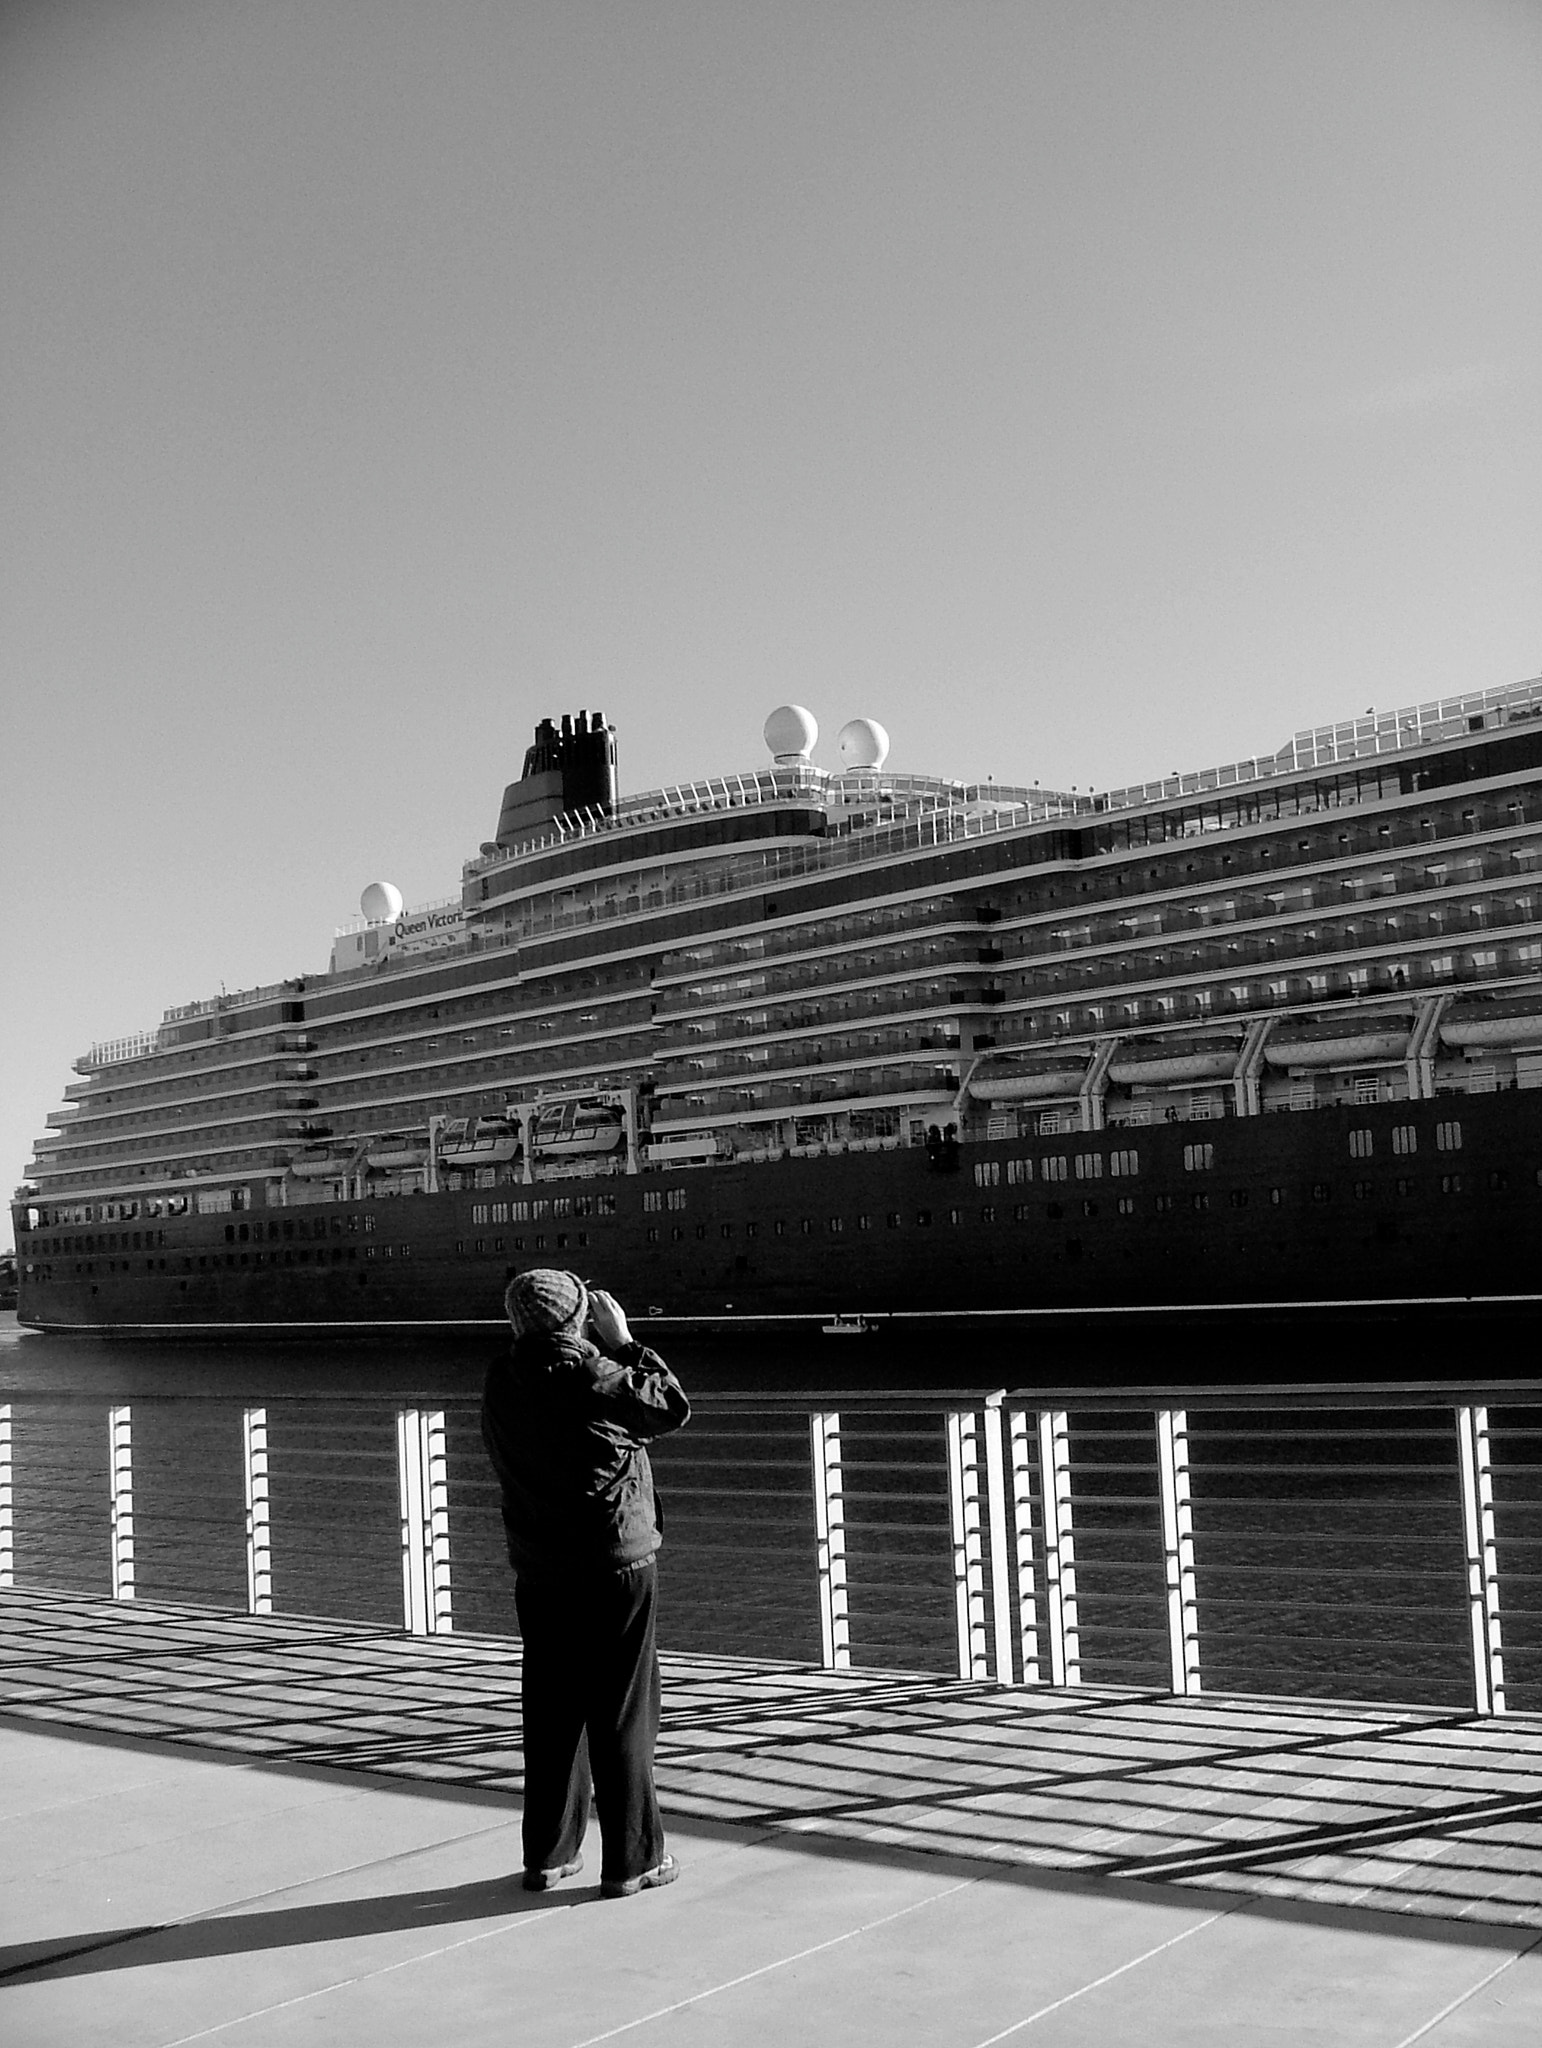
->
[44,1107,83,1127]
[287,1121,333,1140]
[281,1093,321,1111]
[279,1063,318,1082]
[278,1035,316,1055]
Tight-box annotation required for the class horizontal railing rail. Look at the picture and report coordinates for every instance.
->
[0,1386,1536,1716]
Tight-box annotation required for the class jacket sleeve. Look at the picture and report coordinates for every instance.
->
[588,1342,691,1440]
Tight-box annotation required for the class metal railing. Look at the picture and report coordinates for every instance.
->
[0,1386,1536,1715]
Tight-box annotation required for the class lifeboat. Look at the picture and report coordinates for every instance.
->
[1265,1027,1409,1068]
[967,1063,1086,1103]
[365,1133,427,1170]
[438,1116,521,1167]
[287,1148,348,1179]
[1107,1048,1238,1087]
[1441,1003,1542,1050]
[647,1130,723,1162]
[531,1097,626,1158]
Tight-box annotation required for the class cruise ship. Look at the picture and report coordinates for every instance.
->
[14,681,1542,1335]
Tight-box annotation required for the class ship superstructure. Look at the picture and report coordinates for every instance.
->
[16,679,1542,1330]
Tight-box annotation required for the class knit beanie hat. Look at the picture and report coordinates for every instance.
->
[504,1267,588,1338]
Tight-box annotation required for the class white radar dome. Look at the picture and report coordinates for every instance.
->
[837,717,890,771]
[360,881,403,925]
[764,704,818,763]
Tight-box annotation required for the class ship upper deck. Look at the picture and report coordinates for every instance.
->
[44,671,1542,1102]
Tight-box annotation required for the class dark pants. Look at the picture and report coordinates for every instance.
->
[514,1559,665,1885]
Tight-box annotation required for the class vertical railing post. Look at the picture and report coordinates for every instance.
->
[982,1393,1016,1685]
[243,1406,273,1616]
[810,1410,850,1670]
[1457,1404,1505,1715]
[1037,1409,1080,1686]
[1008,1407,1041,1683]
[946,1409,989,1679]
[108,1405,134,1601]
[0,1404,12,1590]
[397,1407,429,1635]
[1156,1408,1201,1695]
[422,1409,453,1633]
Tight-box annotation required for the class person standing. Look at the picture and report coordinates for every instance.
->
[482,1268,690,1896]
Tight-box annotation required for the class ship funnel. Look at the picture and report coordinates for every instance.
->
[493,710,619,849]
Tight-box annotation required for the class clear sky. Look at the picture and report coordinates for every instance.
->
[3,0,1540,1244]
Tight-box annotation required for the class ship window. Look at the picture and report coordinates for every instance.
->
[774,1220,787,1235]
[721,1223,733,1238]
[1109,1150,1139,1177]
[886,1213,901,1228]
[1349,1130,1373,1159]
[1116,1196,1135,1216]
[1396,1176,1417,1196]
[800,1218,814,1235]
[1228,1190,1248,1208]
[1155,1194,1174,1213]
[599,1194,617,1215]
[1353,1181,1373,1201]
[1191,1192,1209,1211]
[646,1227,659,1243]
[1074,1154,1103,1181]
[671,1227,684,1242]
[915,1210,933,1226]
[1006,1158,1032,1185]
[1042,1156,1068,1183]
[475,1238,486,1252]
[981,1206,996,1223]
[949,1209,963,1225]
[666,1188,687,1211]
[1436,1120,1463,1152]
[830,1218,845,1233]
[399,1244,411,1257]
[224,1226,235,1243]
[1441,1173,1463,1194]
[1392,1126,1417,1156]
[1183,1143,1214,1171]
[365,1246,375,1260]
[1080,1199,1098,1218]
[1312,1183,1332,1202]
[695,1225,707,1239]
[534,1233,547,1249]
[456,1240,465,1254]
[745,1220,759,1238]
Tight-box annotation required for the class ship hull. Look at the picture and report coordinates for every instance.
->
[16,1088,1542,1341]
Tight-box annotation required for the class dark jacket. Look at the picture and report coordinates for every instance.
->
[481,1331,690,1574]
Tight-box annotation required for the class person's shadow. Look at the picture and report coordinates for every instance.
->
[0,1873,601,1984]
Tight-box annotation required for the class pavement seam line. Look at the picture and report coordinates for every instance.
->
[152,1893,574,2046]
[564,1877,981,2046]
[1389,1931,1542,2048]
[965,1909,1233,2045]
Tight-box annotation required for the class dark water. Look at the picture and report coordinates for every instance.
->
[3,1311,1539,1711]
